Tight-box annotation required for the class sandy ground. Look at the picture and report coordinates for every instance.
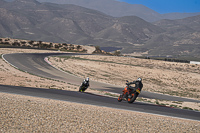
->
[1,92,200,133]
[0,48,200,132]
[82,45,96,54]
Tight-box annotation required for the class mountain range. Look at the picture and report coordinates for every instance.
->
[4,0,200,22]
[31,0,200,22]
[0,0,200,58]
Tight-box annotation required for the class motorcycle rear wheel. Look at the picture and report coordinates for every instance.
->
[128,93,138,103]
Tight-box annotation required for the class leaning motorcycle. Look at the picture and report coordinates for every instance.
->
[79,82,89,92]
[118,80,141,103]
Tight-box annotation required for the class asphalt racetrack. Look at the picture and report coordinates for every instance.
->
[1,53,200,121]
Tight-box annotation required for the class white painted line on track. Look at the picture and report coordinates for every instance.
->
[2,54,19,69]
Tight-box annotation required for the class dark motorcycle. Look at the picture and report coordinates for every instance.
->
[79,81,89,92]
[118,80,141,103]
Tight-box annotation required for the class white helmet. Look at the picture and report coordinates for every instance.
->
[86,77,89,82]
[137,77,142,82]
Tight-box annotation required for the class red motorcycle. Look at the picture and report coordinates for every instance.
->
[118,80,141,103]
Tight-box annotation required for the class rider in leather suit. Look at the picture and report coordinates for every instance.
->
[127,77,143,91]
[82,77,90,88]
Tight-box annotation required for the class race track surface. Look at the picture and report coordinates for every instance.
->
[1,53,200,121]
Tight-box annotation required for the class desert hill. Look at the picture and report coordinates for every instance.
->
[36,0,200,22]
[0,0,161,48]
[146,15,200,57]
[0,0,200,58]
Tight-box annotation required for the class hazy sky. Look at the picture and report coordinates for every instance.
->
[117,0,200,14]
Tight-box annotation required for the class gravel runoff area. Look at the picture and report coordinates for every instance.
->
[0,48,200,132]
[1,93,200,133]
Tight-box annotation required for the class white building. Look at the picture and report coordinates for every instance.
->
[190,61,200,65]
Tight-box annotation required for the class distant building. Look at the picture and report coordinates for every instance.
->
[190,61,200,65]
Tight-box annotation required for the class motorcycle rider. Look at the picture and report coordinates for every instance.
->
[81,77,90,88]
[127,77,143,91]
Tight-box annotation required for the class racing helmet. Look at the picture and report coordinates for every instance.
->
[137,77,142,82]
[86,77,89,82]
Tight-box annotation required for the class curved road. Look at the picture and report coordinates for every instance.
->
[1,53,200,121]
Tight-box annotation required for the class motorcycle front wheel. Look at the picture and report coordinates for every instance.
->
[118,94,123,102]
[79,86,84,92]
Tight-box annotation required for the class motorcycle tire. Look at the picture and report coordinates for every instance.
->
[118,94,123,102]
[79,86,84,92]
[128,93,138,103]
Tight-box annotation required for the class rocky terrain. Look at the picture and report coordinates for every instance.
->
[1,92,200,132]
[0,48,200,132]
[1,0,200,58]
[36,0,200,22]
[0,38,88,52]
